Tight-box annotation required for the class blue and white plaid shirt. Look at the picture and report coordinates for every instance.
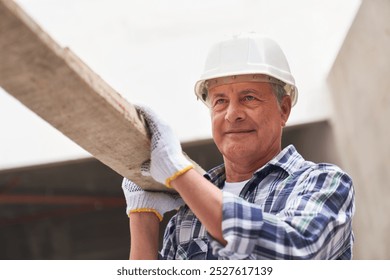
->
[159,145,355,260]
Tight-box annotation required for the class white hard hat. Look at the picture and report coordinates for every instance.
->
[194,34,298,106]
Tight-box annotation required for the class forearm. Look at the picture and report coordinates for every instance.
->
[129,212,160,260]
[170,168,227,245]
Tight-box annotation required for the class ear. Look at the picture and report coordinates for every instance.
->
[280,95,292,127]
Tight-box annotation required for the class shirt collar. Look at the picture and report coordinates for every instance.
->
[266,144,305,176]
[204,164,226,189]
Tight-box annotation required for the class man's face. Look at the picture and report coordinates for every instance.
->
[208,80,291,167]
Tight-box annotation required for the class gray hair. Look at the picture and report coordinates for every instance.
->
[271,82,287,106]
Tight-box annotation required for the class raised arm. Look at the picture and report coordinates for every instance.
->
[121,178,184,259]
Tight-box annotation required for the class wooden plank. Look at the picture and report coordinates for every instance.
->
[0,0,203,192]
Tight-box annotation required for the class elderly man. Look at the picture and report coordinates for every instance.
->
[122,34,355,260]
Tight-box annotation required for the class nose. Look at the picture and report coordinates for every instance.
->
[225,100,245,123]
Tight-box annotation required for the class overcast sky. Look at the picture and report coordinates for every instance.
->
[0,0,361,169]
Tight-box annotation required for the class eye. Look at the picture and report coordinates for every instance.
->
[212,98,228,107]
[242,95,256,102]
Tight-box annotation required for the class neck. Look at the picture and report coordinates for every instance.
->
[224,147,280,182]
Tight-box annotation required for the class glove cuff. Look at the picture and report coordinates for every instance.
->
[165,165,193,188]
[124,190,185,221]
[125,191,164,222]
[151,150,194,188]
[129,208,163,222]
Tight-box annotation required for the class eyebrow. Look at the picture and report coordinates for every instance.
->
[208,92,226,100]
[209,88,264,101]
[238,88,261,95]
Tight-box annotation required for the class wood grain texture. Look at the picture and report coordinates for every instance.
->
[0,0,203,192]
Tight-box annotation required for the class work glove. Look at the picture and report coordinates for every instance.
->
[136,106,194,188]
[121,177,184,222]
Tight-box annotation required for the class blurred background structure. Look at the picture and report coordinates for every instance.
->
[1,0,389,259]
[327,0,390,259]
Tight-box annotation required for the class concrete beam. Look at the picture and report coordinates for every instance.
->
[327,0,390,259]
[0,0,202,192]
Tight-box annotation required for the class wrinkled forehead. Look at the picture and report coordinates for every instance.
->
[206,74,284,91]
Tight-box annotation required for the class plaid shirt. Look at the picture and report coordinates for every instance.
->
[159,145,355,260]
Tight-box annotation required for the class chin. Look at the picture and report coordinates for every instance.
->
[222,146,255,162]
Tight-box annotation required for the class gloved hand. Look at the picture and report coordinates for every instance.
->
[121,178,185,221]
[136,106,193,188]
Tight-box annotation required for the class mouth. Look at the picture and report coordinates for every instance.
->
[225,129,256,135]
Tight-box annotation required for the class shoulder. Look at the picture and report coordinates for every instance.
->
[279,145,352,183]
[287,160,354,203]
[300,161,353,184]
[279,147,354,194]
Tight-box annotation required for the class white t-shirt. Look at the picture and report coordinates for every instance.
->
[222,180,250,196]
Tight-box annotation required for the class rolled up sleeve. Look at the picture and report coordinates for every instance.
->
[209,192,265,259]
